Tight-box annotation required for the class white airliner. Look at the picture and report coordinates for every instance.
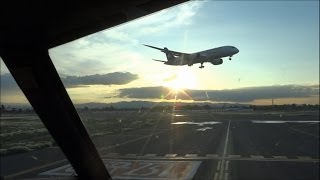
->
[144,44,239,68]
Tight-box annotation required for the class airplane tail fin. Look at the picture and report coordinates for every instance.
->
[144,44,176,62]
[163,47,175,62]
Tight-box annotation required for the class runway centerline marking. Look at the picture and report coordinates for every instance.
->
[223,120,231,158]
[218,120,231,180]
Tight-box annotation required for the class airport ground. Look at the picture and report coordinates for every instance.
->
[1,110,319,180]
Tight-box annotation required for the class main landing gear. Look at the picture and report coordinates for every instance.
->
[199,63,204,69]
[229,56,232,60]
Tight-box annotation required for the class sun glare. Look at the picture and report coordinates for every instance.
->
[163,69,198,91]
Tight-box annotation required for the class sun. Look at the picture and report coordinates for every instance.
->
[163,69,198,91]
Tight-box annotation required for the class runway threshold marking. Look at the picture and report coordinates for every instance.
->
[40,159,202,179]
[217,161,221,171]
[100,153,319,162]
[207,154,219,158]
[214,172,219,180]
[273,155,287,159]
[9,154,316,179]
[185,154,198,158]
[225,161,229,171]
[164,154,177,158]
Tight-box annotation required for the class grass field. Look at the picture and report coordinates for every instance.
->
[0,111,161,156]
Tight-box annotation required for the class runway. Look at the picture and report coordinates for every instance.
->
[1,111,319,179]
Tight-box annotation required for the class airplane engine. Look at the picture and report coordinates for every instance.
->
[211,58,223,65]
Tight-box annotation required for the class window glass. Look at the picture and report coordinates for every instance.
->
[0,60,67,179]
[1,1,319,179]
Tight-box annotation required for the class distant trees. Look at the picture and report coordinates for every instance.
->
[250,104,319,111]
[0,104,35,114]
[0,104,5,111]
[2,103,319,114]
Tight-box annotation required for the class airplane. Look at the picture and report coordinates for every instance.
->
[144,44,239,69]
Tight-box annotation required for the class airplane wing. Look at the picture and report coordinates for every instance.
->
[143,44,190,56]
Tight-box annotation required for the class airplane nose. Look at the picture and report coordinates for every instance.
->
[235,48,239,54]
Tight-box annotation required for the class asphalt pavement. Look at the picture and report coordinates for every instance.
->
[1,111,319,180]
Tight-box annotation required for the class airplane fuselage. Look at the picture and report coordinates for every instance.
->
[144,44,239,68]
[166,46,239,66]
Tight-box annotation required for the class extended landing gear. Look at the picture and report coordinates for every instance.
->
[199,63,204,69]
[229,56,232,60]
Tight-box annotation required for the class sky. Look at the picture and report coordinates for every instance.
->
[1,0,319,105]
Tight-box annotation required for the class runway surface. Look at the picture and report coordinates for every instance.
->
[1,111,319,179]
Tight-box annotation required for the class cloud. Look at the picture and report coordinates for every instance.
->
[124,1,204,35]
[0,73,18,90]
[48,1,205,76]
[118,86,171,99]
[1,72,139,90]
[116,85,320,102]
[0,73,27,103]
[61,72,138,87]
[163,74,178,82]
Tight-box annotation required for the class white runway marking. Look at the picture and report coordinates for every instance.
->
[273,155,287,159]
[101,153,318,162]
[217,161,221,171]
[251,120,319,124]
[223,121,231,158]
[164,154,177,158]
[214,172,219,180]
[207,154,219,158]
[185,154,198,158]
[225,161,229,171]
[219,120,231,180]
[40,159,202,179]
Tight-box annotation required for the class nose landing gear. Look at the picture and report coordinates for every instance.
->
[199,63,204,69]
